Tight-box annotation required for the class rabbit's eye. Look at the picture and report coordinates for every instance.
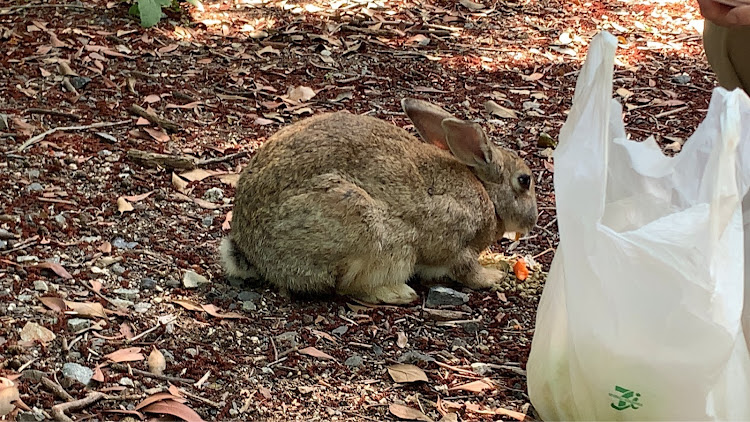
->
[517,174,531,190]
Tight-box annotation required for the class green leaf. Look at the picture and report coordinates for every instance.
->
[128,3,139,17]
[137,0,164,28]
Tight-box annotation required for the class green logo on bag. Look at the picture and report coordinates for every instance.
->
[609,385,642,411]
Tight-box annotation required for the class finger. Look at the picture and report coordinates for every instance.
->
[726,5,750,25]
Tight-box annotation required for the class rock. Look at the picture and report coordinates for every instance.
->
[113,288,139,300]
[20,322,55,344]
[119,377,135,387]
[185,348,198,357]
[183,270,209,288]
[332,325,348,336]
[53,214,66,227]
[27,182,43,192]
[203,187,224,202]
[398,351,435,364]
[241,301,257,312]
[344,355,363,367]
[372,345,383,356]
[110,299,134,308]
[141,278,156,290]
[33,280,48,292]
[201,216,214,227]
[135,302,151,313]
[426,286,469,307]
[0,229,13,240]
[537,132,556,148]
[462,322,481,334]
[672,73,691,84]
[0,113,7,131]
[111,263,126,275]
[0,240,6,249]
[16,255,39,263]
[16,410,45,422]
[67,318,90,332]
[112,237,138,250]
[62,363,94,386]
[237,291,260,301]
[17,294,32,302]
[69,76,91,89]
[27,169,40,179]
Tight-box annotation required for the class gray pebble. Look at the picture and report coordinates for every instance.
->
[67,318,90,332]
[119,377,135,387]
[425,286,469,307]
[672,73,691,85]
[111,263,126,275]
[27,182,43,192]
[203,187,224,202]
[112,237,138,250]
[16,255,39,263]
[69,76,91,89]
[27,169,40,179]
[241,301,257,312]
[62,362,94,386]
[33,280,48,292]
[202,216,214,227]
[332,325,348,336]
[135,302,151,313]
[141,278,156,289]
[183,270,209,288]
[398,351,435,364]
[185,348,198,357]
[237,290,260,302]
[113,288,139,300]
[344,355,363,367]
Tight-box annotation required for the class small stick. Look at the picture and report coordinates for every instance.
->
[41,376,75,401]
[18,120,130,152]
[127,104,180,132]
[178,388,222,408]
[654,106,689,119]
[270,337,278,363]
[195,151,249,166]
[51,391,105,422]
[26,108,81,121]
[110,363,196,384]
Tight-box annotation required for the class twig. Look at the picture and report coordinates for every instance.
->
[110,363,196,384]
[26,108,81,121]
[51,391,105,422]
[127,149,196,170]
[127,104,180,132]
[18,120,130,152]
[653,105,689,119]
[1,3,94,14]
[129,322,163,342]
[195,151,249,166]
[271,337,278,363]
[22,370,74,401]
[179,388,222,408]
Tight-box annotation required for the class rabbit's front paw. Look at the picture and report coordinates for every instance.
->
[463,267,506,290]
[356,284,418,305]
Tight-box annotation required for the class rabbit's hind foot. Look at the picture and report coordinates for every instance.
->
[220,237,260,281]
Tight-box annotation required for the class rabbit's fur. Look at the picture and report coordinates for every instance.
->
[221,99,538,304]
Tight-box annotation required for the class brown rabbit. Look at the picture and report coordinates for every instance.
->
[220,98,537,304]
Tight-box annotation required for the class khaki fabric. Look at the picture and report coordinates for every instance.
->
[703,21,750,92]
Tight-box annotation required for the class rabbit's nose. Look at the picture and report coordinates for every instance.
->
[517,174,531,190]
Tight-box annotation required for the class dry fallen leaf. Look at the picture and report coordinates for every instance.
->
[135,393,188,410]
[0,377,20,417]
[217,173,240,187]
[388,364,428,383]
[122,191,154,202]
[201,304,246,319]
[459,0,485,10]
[396,331,408,348]
[180,169,222,182]
[142,399,206,422]
[105,347,145,363]
[298,346,336,361]
[484,100,518,119]
[143,127,170,142]
[120,322,135,339]
[172,299,205,312]
[116,197,134,214]
[148,347,166,376]
[286,85,316,103]
[98,241,112,254]
[92,364,106,383]
[39,296,66,312]
[171,172,190,192]
[34,261,73,279]
[448,377,496,392]
[20,322,56,344]
[64,300,107,318]
[389,404,434,422]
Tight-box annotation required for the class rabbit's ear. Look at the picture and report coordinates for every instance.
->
[401,98,455,150]
[441,118,493,167]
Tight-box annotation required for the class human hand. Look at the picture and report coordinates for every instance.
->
[697,0,750,27]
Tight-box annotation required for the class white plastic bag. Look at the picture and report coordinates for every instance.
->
[526,31,750,421]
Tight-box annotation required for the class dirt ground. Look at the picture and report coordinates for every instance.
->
[0,0,717,420]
